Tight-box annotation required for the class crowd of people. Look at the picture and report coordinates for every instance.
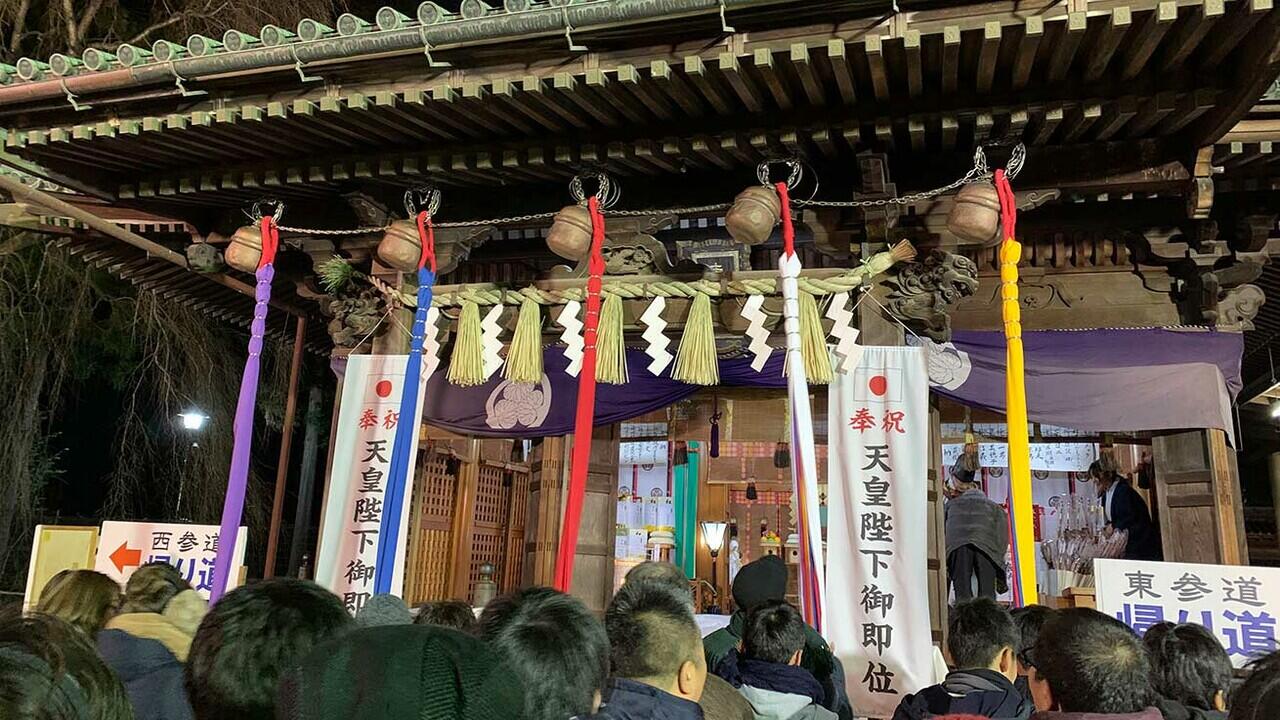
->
[1,557,1277,720]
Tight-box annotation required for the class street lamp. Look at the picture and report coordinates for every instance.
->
[701,520,728,611]
[175,410,208,519]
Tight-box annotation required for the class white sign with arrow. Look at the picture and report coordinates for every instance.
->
[94,520,248,600]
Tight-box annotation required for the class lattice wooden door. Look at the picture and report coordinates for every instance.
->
[402,453,457,605]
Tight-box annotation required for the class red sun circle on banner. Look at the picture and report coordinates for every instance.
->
[868,375,888,396]
[375,380,394,398]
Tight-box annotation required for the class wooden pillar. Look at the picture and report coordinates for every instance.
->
[524,437,566,587]
[566,424,621,614]
[264,315,306,578]
[448,438,481,600]
[858,281,905,346]
[1152,429,1249,565]
[927,404,949,644]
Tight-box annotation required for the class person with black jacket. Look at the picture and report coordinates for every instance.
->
[893,598,1033,720]
[702,556,850,720]
[1091,461,1162,561]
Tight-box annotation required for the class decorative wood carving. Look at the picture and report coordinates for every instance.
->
[1220,284,1266,331]
[554,214,679,277]
[883,250,979,341]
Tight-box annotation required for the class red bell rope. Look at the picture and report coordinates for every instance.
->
[258,216,280,268]
[416,210,437,272]
[553,196,606,591]
[776,181,796,257]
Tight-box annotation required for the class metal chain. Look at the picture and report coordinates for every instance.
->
[271,145,1025,234]
[794,146,993,209]
[605,203,731,217]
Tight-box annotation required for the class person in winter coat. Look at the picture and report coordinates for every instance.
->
[703,556,848,720]
[1091,462,1162,561]
[98,629,195,720]
[587,579,706,720]
[621,562,753,720]
[108,563,201,662]
[715,600,836,720]
[1142,623,1230,720]
[1028,609,1161,720]
[277,624,525,720]
[944,463,1009,601]
[894,598,1032,720]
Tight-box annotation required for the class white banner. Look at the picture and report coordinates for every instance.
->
[316,355,428,613]
[94,521,247,600]
[941,442,1097,473]
[828,347,932,719]
[1096,558,1280,667]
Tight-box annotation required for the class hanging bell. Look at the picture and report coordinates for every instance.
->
[547,204,594,261]
[946,181,1002,246]
[725,185,781,246]
[376,219,424,273]
[225,225,263,273]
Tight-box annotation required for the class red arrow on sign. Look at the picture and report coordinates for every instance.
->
[109,542,142,573]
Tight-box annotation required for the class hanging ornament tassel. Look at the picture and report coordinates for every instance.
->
[995,165,1038,607]
[210,211,281,602]
[673,292,720,386]
[504,297,545,385]
[595,293,629,385]
[553,194,607,592]
[774,179,827,634]
[447,300,485,386]
[795,291,832,385]
[373,209,438,595]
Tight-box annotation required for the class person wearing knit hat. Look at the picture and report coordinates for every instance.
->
[354,594,413,627]
[702,556,850,720]
[276,624,525,720]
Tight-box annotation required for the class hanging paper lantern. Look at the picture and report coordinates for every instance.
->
[725,185,781,246]
[946,181,1002,246]
[547,204,594,261]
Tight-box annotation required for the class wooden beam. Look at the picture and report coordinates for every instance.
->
[684,56,735,115]
[1198,0,1272,69]
[1120,2,1178,80]
[1011,16,1044,91]
[753,48,793,111]
[1047,12,1087,83]
[719,52,765,113]
[942,26,960,96]
[904,30,923,100]
[976,21,1002,95]
[826,40,856,105]
[865,34,890,103]
[1159,0,1224,70]
[1094,96,1139,140]
[1084,7,1132,82]
[1032,107,1065,145]
[790,44,824,106]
